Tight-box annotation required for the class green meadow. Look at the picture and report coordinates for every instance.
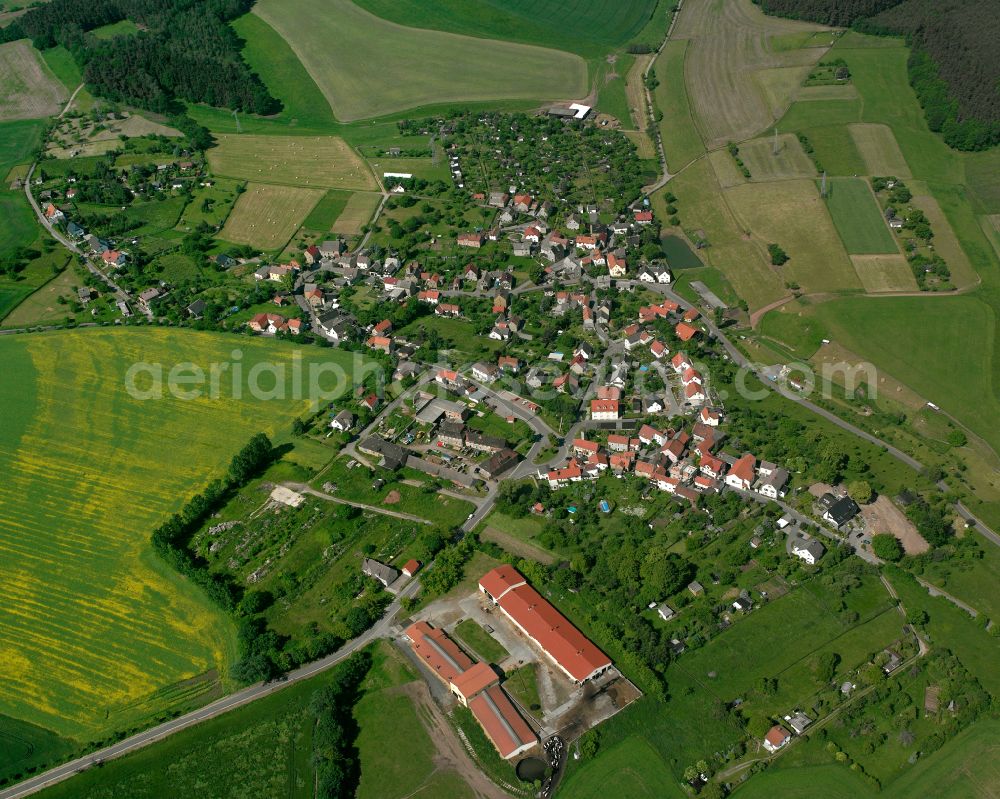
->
[823,177,898,254]
[349,0,659,57]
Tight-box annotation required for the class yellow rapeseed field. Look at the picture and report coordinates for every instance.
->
[0,328,360,740]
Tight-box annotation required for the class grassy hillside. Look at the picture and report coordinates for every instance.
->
[252,0,588,122]
[349,0,659,57]
[231,12,335,130]
[0,329,360,742]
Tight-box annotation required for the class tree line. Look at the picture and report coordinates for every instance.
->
[149,433,344,684]
[753,0,1000,150]
[0,0,279,117]
[309,651,371,799]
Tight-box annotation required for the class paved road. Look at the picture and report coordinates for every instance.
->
[22,163,139,312]
[728,486,881,565]
[633,280,999,546]
[0,577,421,799]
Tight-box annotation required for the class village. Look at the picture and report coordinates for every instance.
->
[20,107,954,794]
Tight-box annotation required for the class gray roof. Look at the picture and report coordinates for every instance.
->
[824,496,860,526]
[362,558,399,587]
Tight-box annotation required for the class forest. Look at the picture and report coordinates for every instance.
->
[0,0,279,116]
[754,0,1000,150]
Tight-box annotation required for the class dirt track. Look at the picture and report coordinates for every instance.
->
[399,681,511,799]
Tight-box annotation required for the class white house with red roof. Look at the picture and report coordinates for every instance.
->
[763,725,791,753]
[590,398,620,420]
[725,453,757,491]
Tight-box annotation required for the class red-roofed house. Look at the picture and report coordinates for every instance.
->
[402,559,421,578]
[573,438,600,456]
[607,433,630,452]
[547,460,583,487]
[479,567,612,683]
[763,725,791,753]
[682,367,703,386]
[418,289,441,305]
[450,661,499,705]
[700,453,725,480]
[671,351,691,373]
[304,244,322,265]
[634,209,653,224]
[457,232,484,249]
[683,307,700,322]
[638,424,666,446]
[676,322,698,342]
[479,564,527,603]
[700,407,721,426]
[685,382,706,403]
[366,335,394,354]
[513,193,532,212]
[725,453,757,491]
[650,340,668,359]
[373,319,392,335]
[590,399,619,420]
[607,251,627,277]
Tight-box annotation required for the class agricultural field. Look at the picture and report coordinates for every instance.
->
[0,329,362,742]
[708,147,748,189]
[850,254,917,293]
[0,39,66,121]
[331,191,382,235]
[0,253,75,327]
[725,179,861,293]
[657,158,786,311]
[596,53,634,124]
[907,183,978,289]
[652,40,705,172]
[300,189,351,232]
[253,0,588,122]
[219,182,324,249]
[365,155,450,182]
[739,134,816,181]
[174,178,242,231]
[671,0,831,148]
[849,122,911,177]
[348,0,659,58]
[808,296,1000,454]
[35,649,378,799]
[0,714,76,788]
[230,12,336,132]
[206,134,377,191]
[823,177,898,255]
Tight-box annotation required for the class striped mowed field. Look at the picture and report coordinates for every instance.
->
[206,134,378,191]
[253,0,587,122]
[0,329,359,739]
[220,182,324,249]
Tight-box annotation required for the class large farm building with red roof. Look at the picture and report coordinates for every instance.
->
[478,566,612,684]
[404,621,536,759]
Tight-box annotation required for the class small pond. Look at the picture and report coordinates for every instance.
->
[660,234,703,269]
[516,757,547,783]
